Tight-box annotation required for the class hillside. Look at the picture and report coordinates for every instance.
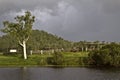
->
[28,30,72,50]
[0,30,72,52]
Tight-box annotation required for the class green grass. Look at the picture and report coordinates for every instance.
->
[62,52,89,57]
[0,52,89,67]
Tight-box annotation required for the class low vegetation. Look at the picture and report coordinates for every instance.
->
[0,52,89,67]
[0,43,120,67]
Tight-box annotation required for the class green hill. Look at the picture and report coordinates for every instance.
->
[28,30,72,50]
[0,30,72,53]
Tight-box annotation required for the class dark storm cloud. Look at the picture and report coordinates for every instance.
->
[0,0,60,28]
[1,0,120,41]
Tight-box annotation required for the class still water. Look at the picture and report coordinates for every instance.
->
[0,67,120,80]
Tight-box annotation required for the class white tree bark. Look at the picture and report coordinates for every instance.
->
[23,40,27,59]
[19,40,27,59]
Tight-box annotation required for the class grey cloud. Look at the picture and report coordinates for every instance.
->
[100,0,120,15]
[1,0,120,41]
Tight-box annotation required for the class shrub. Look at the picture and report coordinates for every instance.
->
[48,51,64,65]
[89,43,120,67]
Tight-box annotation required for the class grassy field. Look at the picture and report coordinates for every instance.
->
[62,52,89,57]
[0,52,89,67]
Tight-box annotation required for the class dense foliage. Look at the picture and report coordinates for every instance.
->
[0,35,18,53]
[0,28,109,54]
[0,30,72,53]
[1,11,35,59]
[89,43,120,67]
[28,30,72,51]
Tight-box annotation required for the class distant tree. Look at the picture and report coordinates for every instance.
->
[1,11,35,59]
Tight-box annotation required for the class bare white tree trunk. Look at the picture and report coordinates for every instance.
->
[23,41,27,59]
[19,39,28,59]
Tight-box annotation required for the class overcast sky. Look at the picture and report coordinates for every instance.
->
[0,0,120,42]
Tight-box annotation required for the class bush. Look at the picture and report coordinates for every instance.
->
[48,51,64,65]
[89,43,120,67]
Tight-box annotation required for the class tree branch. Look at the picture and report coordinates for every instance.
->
[19,40,23,47]
[25,36,29,42]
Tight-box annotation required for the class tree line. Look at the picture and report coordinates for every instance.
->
[0,29,118,53]
[0,29,72,53]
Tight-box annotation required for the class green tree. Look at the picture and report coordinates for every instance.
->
[1,11,35,59]
[89,43,120,67]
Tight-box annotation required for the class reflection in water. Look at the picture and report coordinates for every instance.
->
[0,67,120,80]
[21,67,28,80]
